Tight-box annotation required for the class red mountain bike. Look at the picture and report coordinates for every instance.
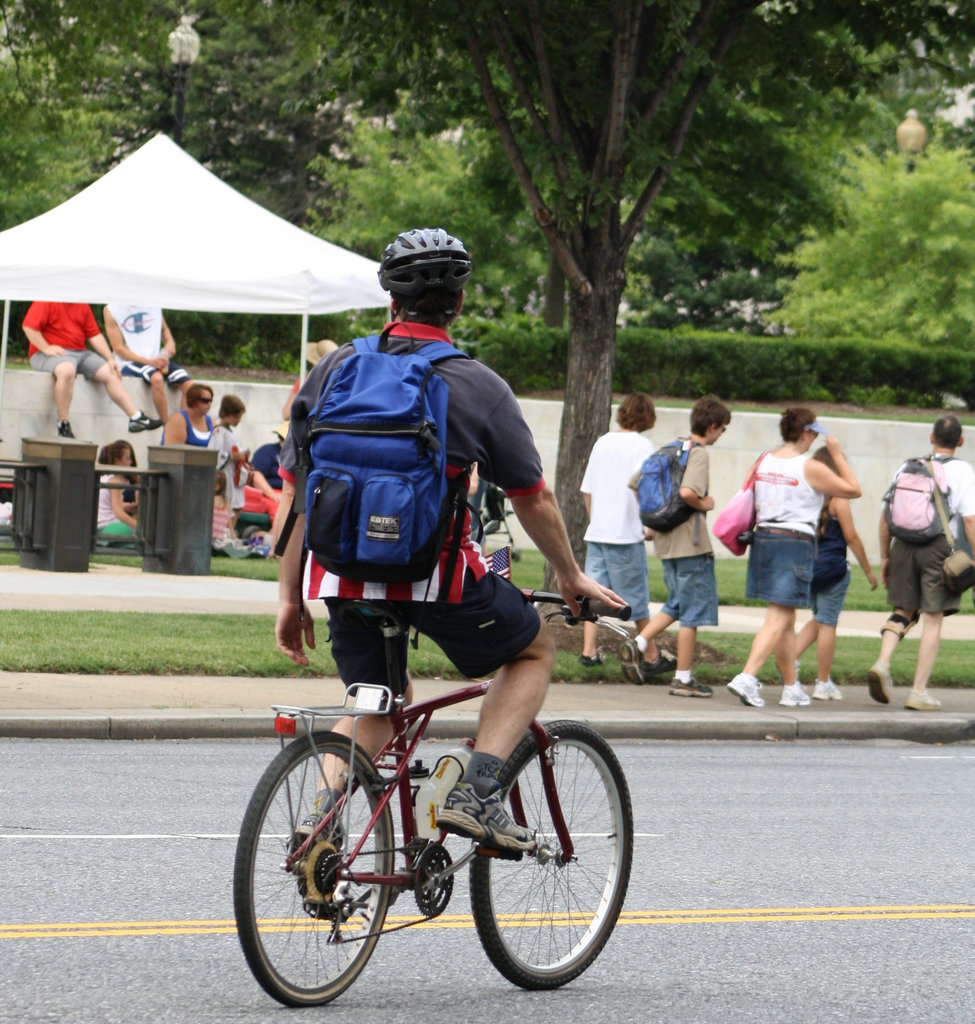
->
[233,592,634,1006]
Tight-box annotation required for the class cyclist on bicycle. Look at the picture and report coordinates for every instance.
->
[275,227,623,852]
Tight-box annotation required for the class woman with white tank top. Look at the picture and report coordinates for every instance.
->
[726,408,861,709]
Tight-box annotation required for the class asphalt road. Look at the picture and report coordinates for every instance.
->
[0,738,972,1024]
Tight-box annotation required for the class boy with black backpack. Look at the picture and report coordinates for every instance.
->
[621,395,731,696]
[867,414,975,710]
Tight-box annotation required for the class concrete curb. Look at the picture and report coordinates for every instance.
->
[3,711,973,743]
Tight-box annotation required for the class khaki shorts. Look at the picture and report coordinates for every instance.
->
[30,349,107,380]
[887,536,959,615]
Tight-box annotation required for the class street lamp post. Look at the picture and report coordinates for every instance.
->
[168,14,200,148]
[896,109,927,172]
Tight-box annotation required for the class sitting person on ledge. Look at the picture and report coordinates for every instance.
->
[23,301,163,439]
[103,304,193,424]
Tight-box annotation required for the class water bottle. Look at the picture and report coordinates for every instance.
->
[412,743,473,840]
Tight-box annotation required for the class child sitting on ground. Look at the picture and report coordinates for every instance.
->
[212,472,272,557]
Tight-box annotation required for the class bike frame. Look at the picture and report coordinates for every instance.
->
[273,678,572,894]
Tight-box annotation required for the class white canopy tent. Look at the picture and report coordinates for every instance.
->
[0,133,388,421]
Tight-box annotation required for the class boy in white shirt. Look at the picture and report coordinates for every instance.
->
[579,392,658,672]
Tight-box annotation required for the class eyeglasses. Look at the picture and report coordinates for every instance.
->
[198,397,213,404]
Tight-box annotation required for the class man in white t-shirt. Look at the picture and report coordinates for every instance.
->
[578,392,660,675]
[868,414,975,710]
[103,304,192,422]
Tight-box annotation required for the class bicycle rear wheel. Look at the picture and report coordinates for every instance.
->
[233,731,394,1006]
[469,720,633,989]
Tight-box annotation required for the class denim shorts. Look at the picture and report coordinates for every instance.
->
[659,554,718,628]
[810,568,850,627]
[324,571,541,694]
[745,530,814,608]
[584,540,650,620]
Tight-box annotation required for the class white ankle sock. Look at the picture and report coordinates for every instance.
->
[636,636,647,653]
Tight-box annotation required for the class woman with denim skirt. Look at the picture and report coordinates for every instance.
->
[726,408,861,708]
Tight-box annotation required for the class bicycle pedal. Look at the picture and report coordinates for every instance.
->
[476,845,524,862]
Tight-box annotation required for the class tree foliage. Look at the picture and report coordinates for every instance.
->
[306,108,548,321]
[773,146,975,347]
[305,0,975,568]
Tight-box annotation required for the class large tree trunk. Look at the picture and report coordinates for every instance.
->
[542,240,625,591]
[543,251,565,328]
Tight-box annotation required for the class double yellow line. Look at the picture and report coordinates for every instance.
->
[2,904,971,940]
[616,904,975,925]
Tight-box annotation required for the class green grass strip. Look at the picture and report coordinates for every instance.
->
[3,610,974,687]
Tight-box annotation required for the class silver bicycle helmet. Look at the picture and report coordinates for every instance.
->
[378,228,472,296]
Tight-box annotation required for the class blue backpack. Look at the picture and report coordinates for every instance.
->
[300,332,470,583]
[636,438,698,531]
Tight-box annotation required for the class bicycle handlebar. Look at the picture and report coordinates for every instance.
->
[526,591,631,624]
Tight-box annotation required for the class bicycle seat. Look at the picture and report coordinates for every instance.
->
[335,599,411,635]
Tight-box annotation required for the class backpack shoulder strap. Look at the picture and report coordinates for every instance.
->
[372,327,471,365]
[926,457,956,547]
[414,340,471,366]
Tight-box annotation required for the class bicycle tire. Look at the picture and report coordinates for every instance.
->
[469,720,633,989]
[233,731,394,1006]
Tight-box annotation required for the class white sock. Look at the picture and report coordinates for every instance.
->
[636,636,647,653]
[675,669,691,683]
[129,412,141,420]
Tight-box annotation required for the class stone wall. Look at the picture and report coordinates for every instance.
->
[1,367,947,561]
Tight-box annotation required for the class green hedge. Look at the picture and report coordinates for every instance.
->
[473,325,975,409]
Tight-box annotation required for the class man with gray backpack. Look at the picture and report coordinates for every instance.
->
[274,227,623,851]
[868,414,975,710]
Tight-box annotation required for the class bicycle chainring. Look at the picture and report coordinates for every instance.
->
[413,843,453,918]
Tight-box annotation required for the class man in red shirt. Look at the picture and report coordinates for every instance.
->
[23,302,163,438]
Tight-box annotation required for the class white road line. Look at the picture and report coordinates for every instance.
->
[0,830,664,841]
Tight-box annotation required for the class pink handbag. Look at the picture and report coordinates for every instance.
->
[712,455,765,556]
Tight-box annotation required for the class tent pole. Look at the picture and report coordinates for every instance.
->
[0,300,10,437]
[299,312,309,385]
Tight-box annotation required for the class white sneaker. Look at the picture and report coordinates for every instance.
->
[779,682,811,707]
[812,679,842,701]
[904,690,941,711]
[867,661,892,704]
[727,673,764,707]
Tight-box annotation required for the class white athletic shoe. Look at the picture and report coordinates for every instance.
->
[779,682,812,707]
[727,673,764,707]
[812,679,843,701]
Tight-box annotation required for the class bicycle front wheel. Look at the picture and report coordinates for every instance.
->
[233,731,394,1006]
[469,720,633,989]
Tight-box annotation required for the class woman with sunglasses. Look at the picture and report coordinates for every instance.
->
[162,383,214,447]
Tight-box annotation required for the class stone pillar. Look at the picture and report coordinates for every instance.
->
[19,437,98,573]
[143,445,218,575]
